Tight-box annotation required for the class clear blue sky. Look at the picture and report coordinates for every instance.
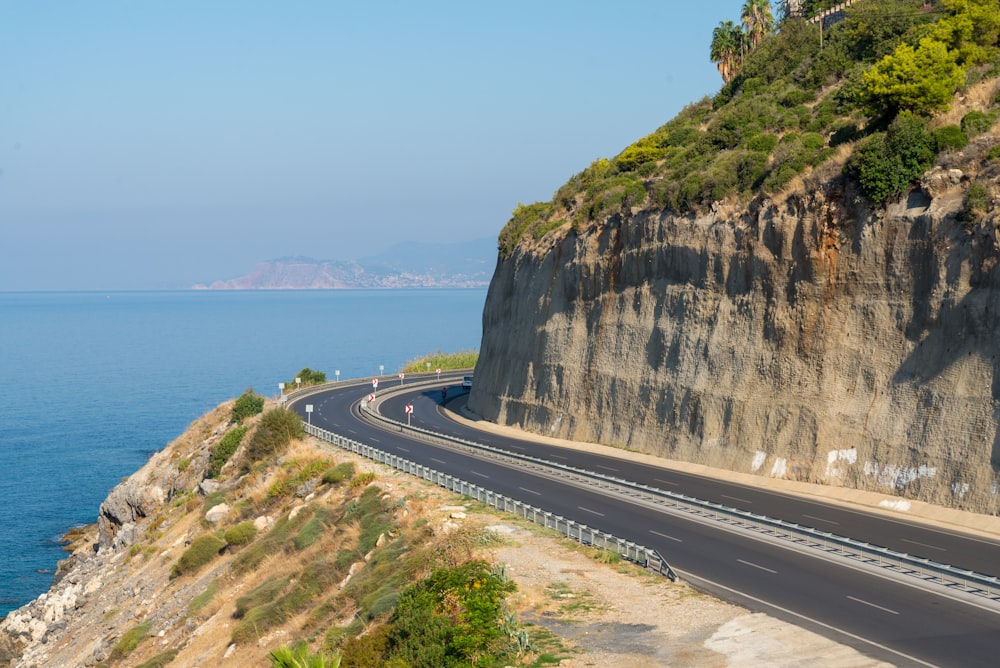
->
[0,1,744,290]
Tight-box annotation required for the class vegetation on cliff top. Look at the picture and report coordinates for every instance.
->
[499,0,1000,257]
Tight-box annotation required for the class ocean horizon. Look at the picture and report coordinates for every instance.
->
[0,288,487,617]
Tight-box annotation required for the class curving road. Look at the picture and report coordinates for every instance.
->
[290,376,1000,667]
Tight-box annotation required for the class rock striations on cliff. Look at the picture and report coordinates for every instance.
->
[470,109,1000,516]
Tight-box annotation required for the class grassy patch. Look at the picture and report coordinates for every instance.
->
[520,624,575,667]
[402,350,478,373]
[223,520,258,547]
[234,577,290,618]
[109,621,151,662]
[135,649,179,668]
[321,462,356,485]
[188,580,219,615]
[170,534,226,578]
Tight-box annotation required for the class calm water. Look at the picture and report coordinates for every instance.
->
[0,289,486,616]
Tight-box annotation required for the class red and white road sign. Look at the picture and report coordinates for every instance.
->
[405,404,413,414]
[372,377,378,388]
[399,372,405,379]
[368,394,375,403]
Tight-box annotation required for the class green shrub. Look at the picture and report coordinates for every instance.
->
[209,425,248,478]
[241,408,304,471]
[224,520,258,547]
[848,112,935,202]
[232,389,265,423]
[369,560,519,667]
[988,144,1000,161]
[961,110,997,137]
[781,88,815,107]
[745,133,778,153]
[177,458,190,473]
[801,132,826,151]
[170,534,227,578]
[110,621,152,661]
[932,125,969,152]
[286,367,327,389]
[960,181,991,226]
[321,462,356,485]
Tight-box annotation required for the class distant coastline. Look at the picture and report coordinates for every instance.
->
[192,238,496,290]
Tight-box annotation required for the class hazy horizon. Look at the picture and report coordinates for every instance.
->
[1,1,736,291]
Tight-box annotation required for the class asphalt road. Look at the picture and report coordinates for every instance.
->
[291,377,1000,667]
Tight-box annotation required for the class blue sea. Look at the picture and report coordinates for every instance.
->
[0,289,487,617]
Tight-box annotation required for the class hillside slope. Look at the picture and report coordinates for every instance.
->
[0,399,892,667]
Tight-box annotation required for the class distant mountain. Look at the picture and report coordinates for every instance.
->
[192,238,496,289]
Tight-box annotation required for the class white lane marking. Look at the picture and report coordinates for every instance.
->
[722,494,752,504]
[802,513,840,525]
[597,465,619,472]
[578,506,605,517]
[847,596,899,615]
[650,530,683,543]
[507,445,526,451]
[654,478,678,486]
[737,559,777,574]
[469,470,489,479]
[430,457,447,465]
[396,446,409,453]
[518,486,542,496]
[902,538,946,552]
[683,575,935,667]
[369,437,381,443]
[549,454,568,460]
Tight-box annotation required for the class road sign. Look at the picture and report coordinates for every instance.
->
[436,368,441,378]
[405,404,413,414]
[399,372,405,384]
[372,378,378,388]
[368,394,375,403]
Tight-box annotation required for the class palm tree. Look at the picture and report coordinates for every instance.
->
[741,0,775,49]
[710,20,744,83]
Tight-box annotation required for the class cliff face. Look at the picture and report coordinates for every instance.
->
[470,153,1000,514]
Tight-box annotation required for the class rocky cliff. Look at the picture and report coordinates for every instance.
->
[470,135,1000,515]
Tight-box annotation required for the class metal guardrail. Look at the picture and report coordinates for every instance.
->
[354,382,1000,606]
[300,417,678,582]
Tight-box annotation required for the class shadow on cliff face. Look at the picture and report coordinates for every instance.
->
[893,229,1000,472]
